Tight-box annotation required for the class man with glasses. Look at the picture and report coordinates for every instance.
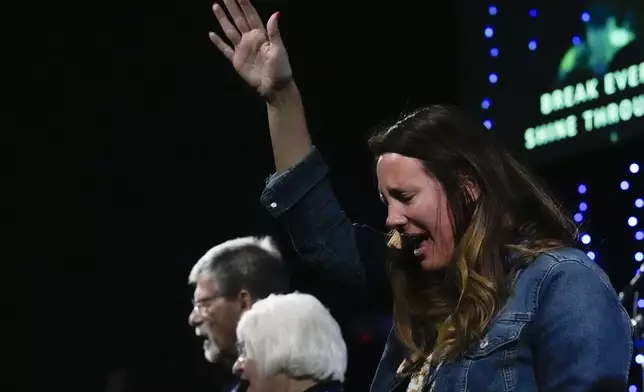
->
[188,236,289,391]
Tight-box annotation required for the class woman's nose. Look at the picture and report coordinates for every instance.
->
[385,210,407,230]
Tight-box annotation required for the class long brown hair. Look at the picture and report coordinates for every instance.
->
[368,105,577,365]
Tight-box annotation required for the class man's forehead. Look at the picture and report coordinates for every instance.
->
[193,276,221,299]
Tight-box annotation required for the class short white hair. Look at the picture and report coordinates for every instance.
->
[188,236,281,283]
[236,292,347,382]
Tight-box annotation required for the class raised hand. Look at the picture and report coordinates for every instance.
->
[209,0,293,101]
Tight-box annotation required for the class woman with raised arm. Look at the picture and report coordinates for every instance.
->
[208,0,385,293]
[207,1,633,391]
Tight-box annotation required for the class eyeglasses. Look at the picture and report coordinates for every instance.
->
[191,295,219,315]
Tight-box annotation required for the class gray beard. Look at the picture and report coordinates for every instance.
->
[203,339,220,363]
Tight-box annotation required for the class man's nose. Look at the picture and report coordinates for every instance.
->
[188,308,201,327]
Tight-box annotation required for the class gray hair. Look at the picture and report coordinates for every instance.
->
[236,292,347,381]
[188,236,288,299]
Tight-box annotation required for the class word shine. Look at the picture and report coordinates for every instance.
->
[540,61,644,116]
[524,94,644,150]
[523,61,644,150]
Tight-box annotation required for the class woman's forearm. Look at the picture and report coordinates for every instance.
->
[266,81,313,173]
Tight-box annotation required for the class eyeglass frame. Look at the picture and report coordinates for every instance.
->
[191,295,220,315]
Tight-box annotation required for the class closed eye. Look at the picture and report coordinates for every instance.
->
[398,194,413,204]
[380,190,414,205]
[392,190,414,204]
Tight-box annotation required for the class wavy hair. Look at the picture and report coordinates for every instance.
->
[237,293,347,381]
[368,105,577,366]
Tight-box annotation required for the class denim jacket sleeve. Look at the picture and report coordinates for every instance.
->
[532,254,633,391]
[260,147,387,292]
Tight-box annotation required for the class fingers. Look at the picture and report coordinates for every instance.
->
[209,32,235,61]
[212,3,241,45]
[238,0,265,30]
[223,0,251,34]
[266,12,282,45]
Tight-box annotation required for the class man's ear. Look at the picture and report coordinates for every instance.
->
[237,289,254,311]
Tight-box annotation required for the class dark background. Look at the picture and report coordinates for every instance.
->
[16,0,644,391]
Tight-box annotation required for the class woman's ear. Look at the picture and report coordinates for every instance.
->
[462,177,481,202]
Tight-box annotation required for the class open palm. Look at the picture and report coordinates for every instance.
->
[209,0,293,99]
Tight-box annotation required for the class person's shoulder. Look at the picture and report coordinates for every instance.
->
[524,248,632,357]
[523,246,598,273]
[534,247,604,274]
[514,247,616,303]
[527,247,616,301]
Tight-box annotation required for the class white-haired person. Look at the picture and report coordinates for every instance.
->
[188,235,290,392]
[233,292,347,392]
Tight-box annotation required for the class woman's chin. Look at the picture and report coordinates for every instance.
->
[419,256,449,271]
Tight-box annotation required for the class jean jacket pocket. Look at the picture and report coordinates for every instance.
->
[464,320,525,359]
[458,320,528,392]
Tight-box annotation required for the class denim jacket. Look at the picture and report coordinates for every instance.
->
[260,147,634,392]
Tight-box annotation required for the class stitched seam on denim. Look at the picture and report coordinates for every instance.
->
[532,256,632,383]
[530,255,559,315]
[467,321,525,359]
[537,257,619,304]
[496,312,532,322]
[503,346,516,392]
[459,359,471,392]
[261,173,326,216]
[624,319,635,376]
[260,150,328,215]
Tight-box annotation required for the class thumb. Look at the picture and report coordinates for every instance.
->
[266,12,283,45]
